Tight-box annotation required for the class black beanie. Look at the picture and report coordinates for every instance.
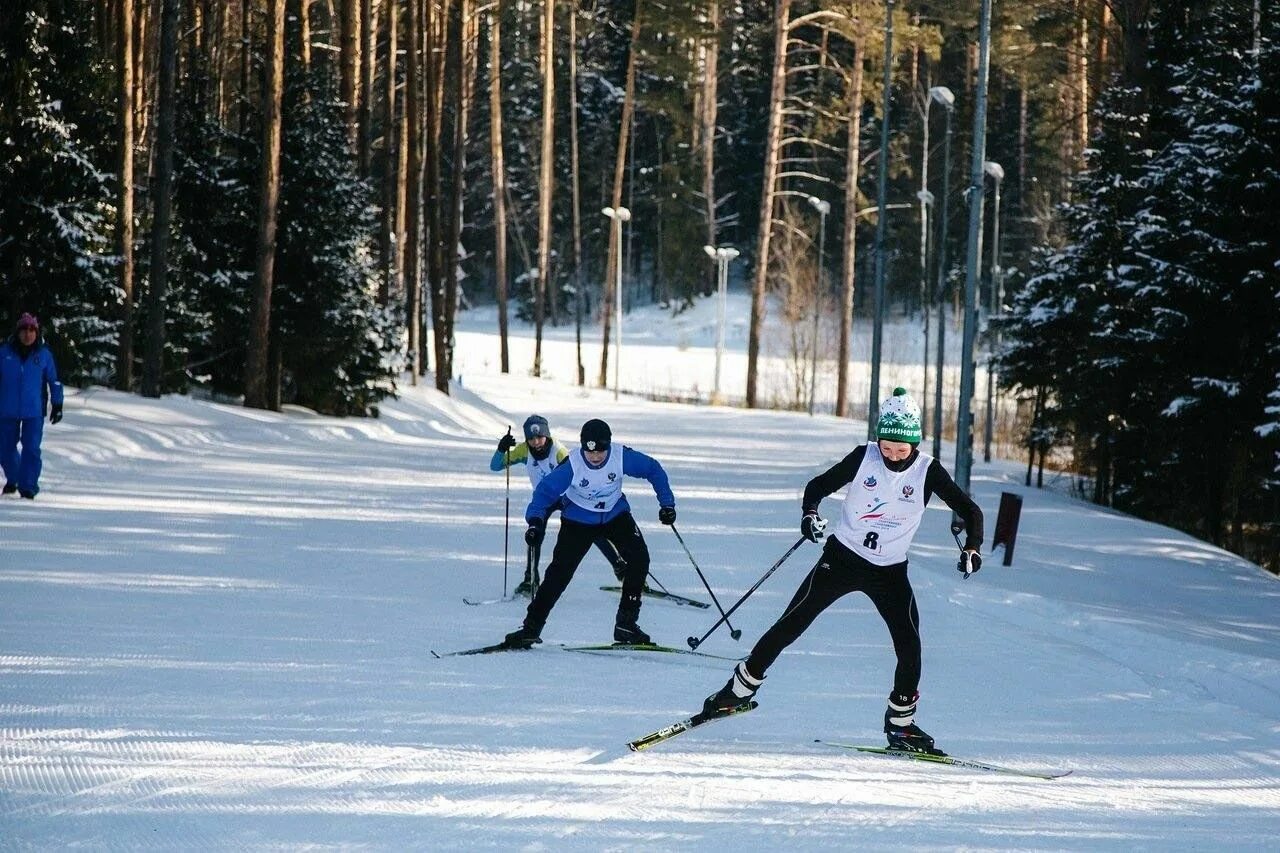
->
[580,418,611,451]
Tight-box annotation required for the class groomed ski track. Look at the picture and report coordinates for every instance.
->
[2,367,1279,850]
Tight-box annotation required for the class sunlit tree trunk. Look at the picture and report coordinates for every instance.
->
[835,38,865,418]
[746,0,791,408]
[489,2,510,373]
[142,0,179,398]
[533,0,554,375]
[115,0,135,391]
[405,0,423,381]
[598,7,641,388]
[245,0,286,410]
[379,0,399,304]
[569,2,584,384]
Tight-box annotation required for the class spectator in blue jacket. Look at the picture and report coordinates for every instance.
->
[503,418,676,648]
[1,314,64,499]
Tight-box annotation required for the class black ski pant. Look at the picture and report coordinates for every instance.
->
[524,512,649,630]
[744,537,922,697]
[524,501,626,583]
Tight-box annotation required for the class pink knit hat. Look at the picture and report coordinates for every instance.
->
[16,313,39,331]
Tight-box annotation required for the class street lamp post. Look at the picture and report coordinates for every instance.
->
[982,160,1004,463]
[867,0,896,439]
[921,84,954,445]
[930,87,955,461]
[703,244,739,403]
[807,196,829,415]
[955,0,994,494]
[603,206,631,401]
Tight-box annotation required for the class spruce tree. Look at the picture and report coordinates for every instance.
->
[273,67,398,416]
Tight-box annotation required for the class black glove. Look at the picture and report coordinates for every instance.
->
[801,512,827,542]
[525,518,546,547]
[958,550,982,579]
[50,404,63,425]
[658,506,676,525]
[497,433,517,453]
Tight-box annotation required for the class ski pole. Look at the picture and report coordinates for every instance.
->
[531,542,542,598]
[687,536,806,650]
[670,524,742,640]
[503,426,513,597]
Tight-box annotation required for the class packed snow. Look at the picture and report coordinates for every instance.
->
[3,303,1279,849]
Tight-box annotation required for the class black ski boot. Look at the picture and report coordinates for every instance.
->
[883,690,944,755]
[2,482,16,495]
[513,575,534,597]
[502,621,543,649]
[703,661,764,716]
[613,594,651,645]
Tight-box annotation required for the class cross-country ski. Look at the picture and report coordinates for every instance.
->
[815,742,1072,780]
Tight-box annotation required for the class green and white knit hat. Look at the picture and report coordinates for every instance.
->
[876,387,923,444]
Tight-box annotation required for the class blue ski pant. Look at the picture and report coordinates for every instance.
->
[0,416,45,494]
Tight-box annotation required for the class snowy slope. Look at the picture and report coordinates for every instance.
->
[2,368,1279,850]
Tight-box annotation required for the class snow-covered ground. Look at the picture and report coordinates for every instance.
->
[3,304,1279,849]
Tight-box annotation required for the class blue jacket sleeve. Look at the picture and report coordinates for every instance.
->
[621,447,675,508]
[526,462,573,523]
[44,350,63,408]
[489,451,506,472]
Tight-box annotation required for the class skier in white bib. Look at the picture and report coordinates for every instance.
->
[502,418,676,648]
[491,415,628,595]
[702,387,983,755]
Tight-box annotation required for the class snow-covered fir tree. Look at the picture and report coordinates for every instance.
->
[1121,0,1280,545]
[272,66,399,417]
[997,83,1155,505]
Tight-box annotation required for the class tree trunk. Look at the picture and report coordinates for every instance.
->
[835,38,865,418]
[701,0,719,297]
[359,0,374,175]
[115,0,135,392]
[341,0,359,149]
[240,0,251,133]
[569,1,583,384]
[746,0,791,409]
[440,0,475,391]
[244,0,286,410]
[142,0,179,398]
[379,0,399,304]
[424,0,451,380]
[300,0,312,69]
[405,0,423,381]
[533,0,554,376]
[598,7,642,388]
[1075,0,1089,163]
[489,2,510,374]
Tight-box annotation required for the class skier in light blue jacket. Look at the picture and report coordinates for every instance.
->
[0,314,64,499]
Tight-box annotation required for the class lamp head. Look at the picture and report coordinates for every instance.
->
[928,85,955,108]
[983,161,1005,181]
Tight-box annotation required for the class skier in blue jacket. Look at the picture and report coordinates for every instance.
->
[1,314,65,499]
[503,418,676,647]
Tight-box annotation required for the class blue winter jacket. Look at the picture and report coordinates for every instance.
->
[527,445,675,526]
[0,336,64,419]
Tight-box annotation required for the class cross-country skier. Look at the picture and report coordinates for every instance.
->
[502,418,676,647]
[491,414,628,595]
[701,387,983,755]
